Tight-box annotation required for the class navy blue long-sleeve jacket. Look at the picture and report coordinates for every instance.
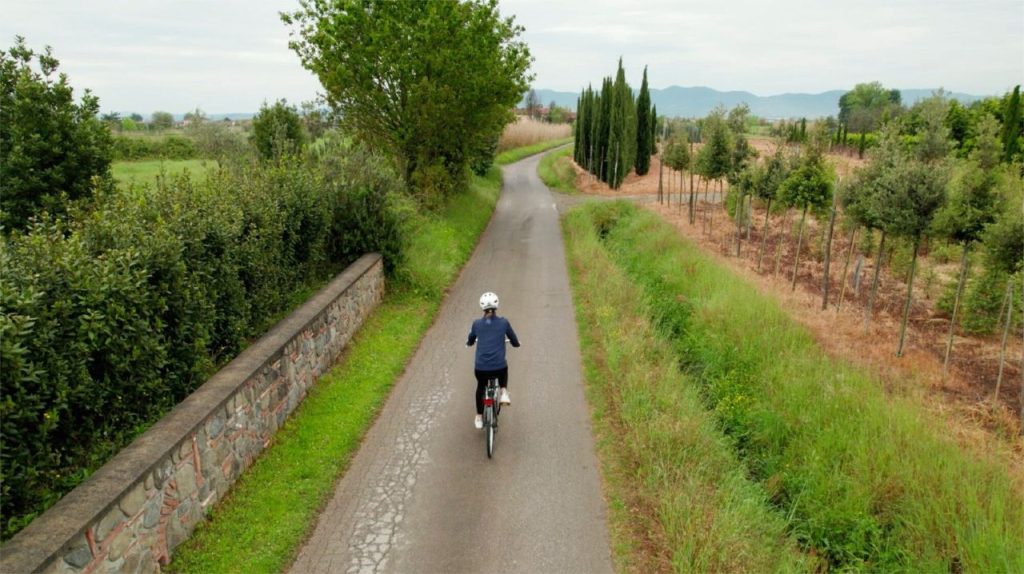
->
[466,314,520,371]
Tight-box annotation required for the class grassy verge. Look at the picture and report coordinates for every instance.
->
[167,168,502,573]
[495,137,572,165]
[111,159,217,190]
[573,201,1023,572]
[537,145,577,195]
[565,204,812,573]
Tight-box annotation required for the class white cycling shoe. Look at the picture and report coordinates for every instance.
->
[500,389,511,405]
[474,415,483,429]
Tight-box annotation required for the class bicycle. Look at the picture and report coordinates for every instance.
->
[482,375,502,458]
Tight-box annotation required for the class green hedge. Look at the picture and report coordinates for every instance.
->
[112,134,198,160]
[0,147,405,540]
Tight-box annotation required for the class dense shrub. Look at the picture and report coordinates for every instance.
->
[251,100,306,160]
[0,145,405,539]
[1,38,113,229]
[112,134,197,160]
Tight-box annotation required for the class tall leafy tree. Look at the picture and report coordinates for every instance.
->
[525,88,540,119]
[284,0,532,198]
[1,37,113,229]
[634,66,652,176]
[838,81,902,157]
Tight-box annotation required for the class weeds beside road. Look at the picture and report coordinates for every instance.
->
[565,200,1023,572]
[495,137,572,165]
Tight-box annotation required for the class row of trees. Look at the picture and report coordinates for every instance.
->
[648,85,1021,406]
[834,81,1023,165]
[572,59,656,188]
[712,89,1023,399]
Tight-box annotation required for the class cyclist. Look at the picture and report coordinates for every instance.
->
[466,292,520,429]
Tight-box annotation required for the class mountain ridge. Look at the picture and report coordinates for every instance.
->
[529,86,985,119]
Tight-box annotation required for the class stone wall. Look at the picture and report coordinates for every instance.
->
[1,254,384,574]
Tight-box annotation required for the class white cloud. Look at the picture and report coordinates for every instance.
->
[2,0,1020,113]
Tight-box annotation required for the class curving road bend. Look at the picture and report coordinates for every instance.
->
[288,152,613,574]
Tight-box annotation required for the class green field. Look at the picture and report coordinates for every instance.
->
[111,159,217,190]
[564,200,1022,572]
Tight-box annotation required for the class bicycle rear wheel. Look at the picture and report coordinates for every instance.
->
[485,406,495,458]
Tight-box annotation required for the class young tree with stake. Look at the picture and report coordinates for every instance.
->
[871,146,949,357]
[778,150,834,291]
[933,114,1002,376]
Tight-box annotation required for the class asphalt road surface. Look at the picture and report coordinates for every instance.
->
[289,152,614,574]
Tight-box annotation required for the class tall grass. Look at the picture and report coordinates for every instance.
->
[168,169,502,573]
[572,201,1023,572]
[565,205,813,573]
[497,117,572,152]
[537,145,577,194]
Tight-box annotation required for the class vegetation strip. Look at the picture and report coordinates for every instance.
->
[537,145,577,195]
[110,159,216,191]
[495,136,572,165]
[565,203,811,573]
[167,169,501,573]
[577,200,1022,571]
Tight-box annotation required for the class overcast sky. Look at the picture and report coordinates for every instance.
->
[3,0,1022,115]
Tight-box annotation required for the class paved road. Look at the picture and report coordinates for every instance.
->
[289,152,614,574]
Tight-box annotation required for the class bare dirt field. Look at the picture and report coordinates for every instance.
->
[569,141,1023,471]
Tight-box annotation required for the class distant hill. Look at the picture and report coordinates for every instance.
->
[527,87,985,119]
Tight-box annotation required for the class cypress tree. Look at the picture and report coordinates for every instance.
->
[1001,85,1021,164]
[608,63,626,187]
[575,89,586,166]
[597,77,612,181]
[635,66,652,175]
[650,104,658,154]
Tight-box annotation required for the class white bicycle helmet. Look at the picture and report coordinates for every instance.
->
[479,292,499,311]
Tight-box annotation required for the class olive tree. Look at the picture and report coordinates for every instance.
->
[284,0,532,201]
